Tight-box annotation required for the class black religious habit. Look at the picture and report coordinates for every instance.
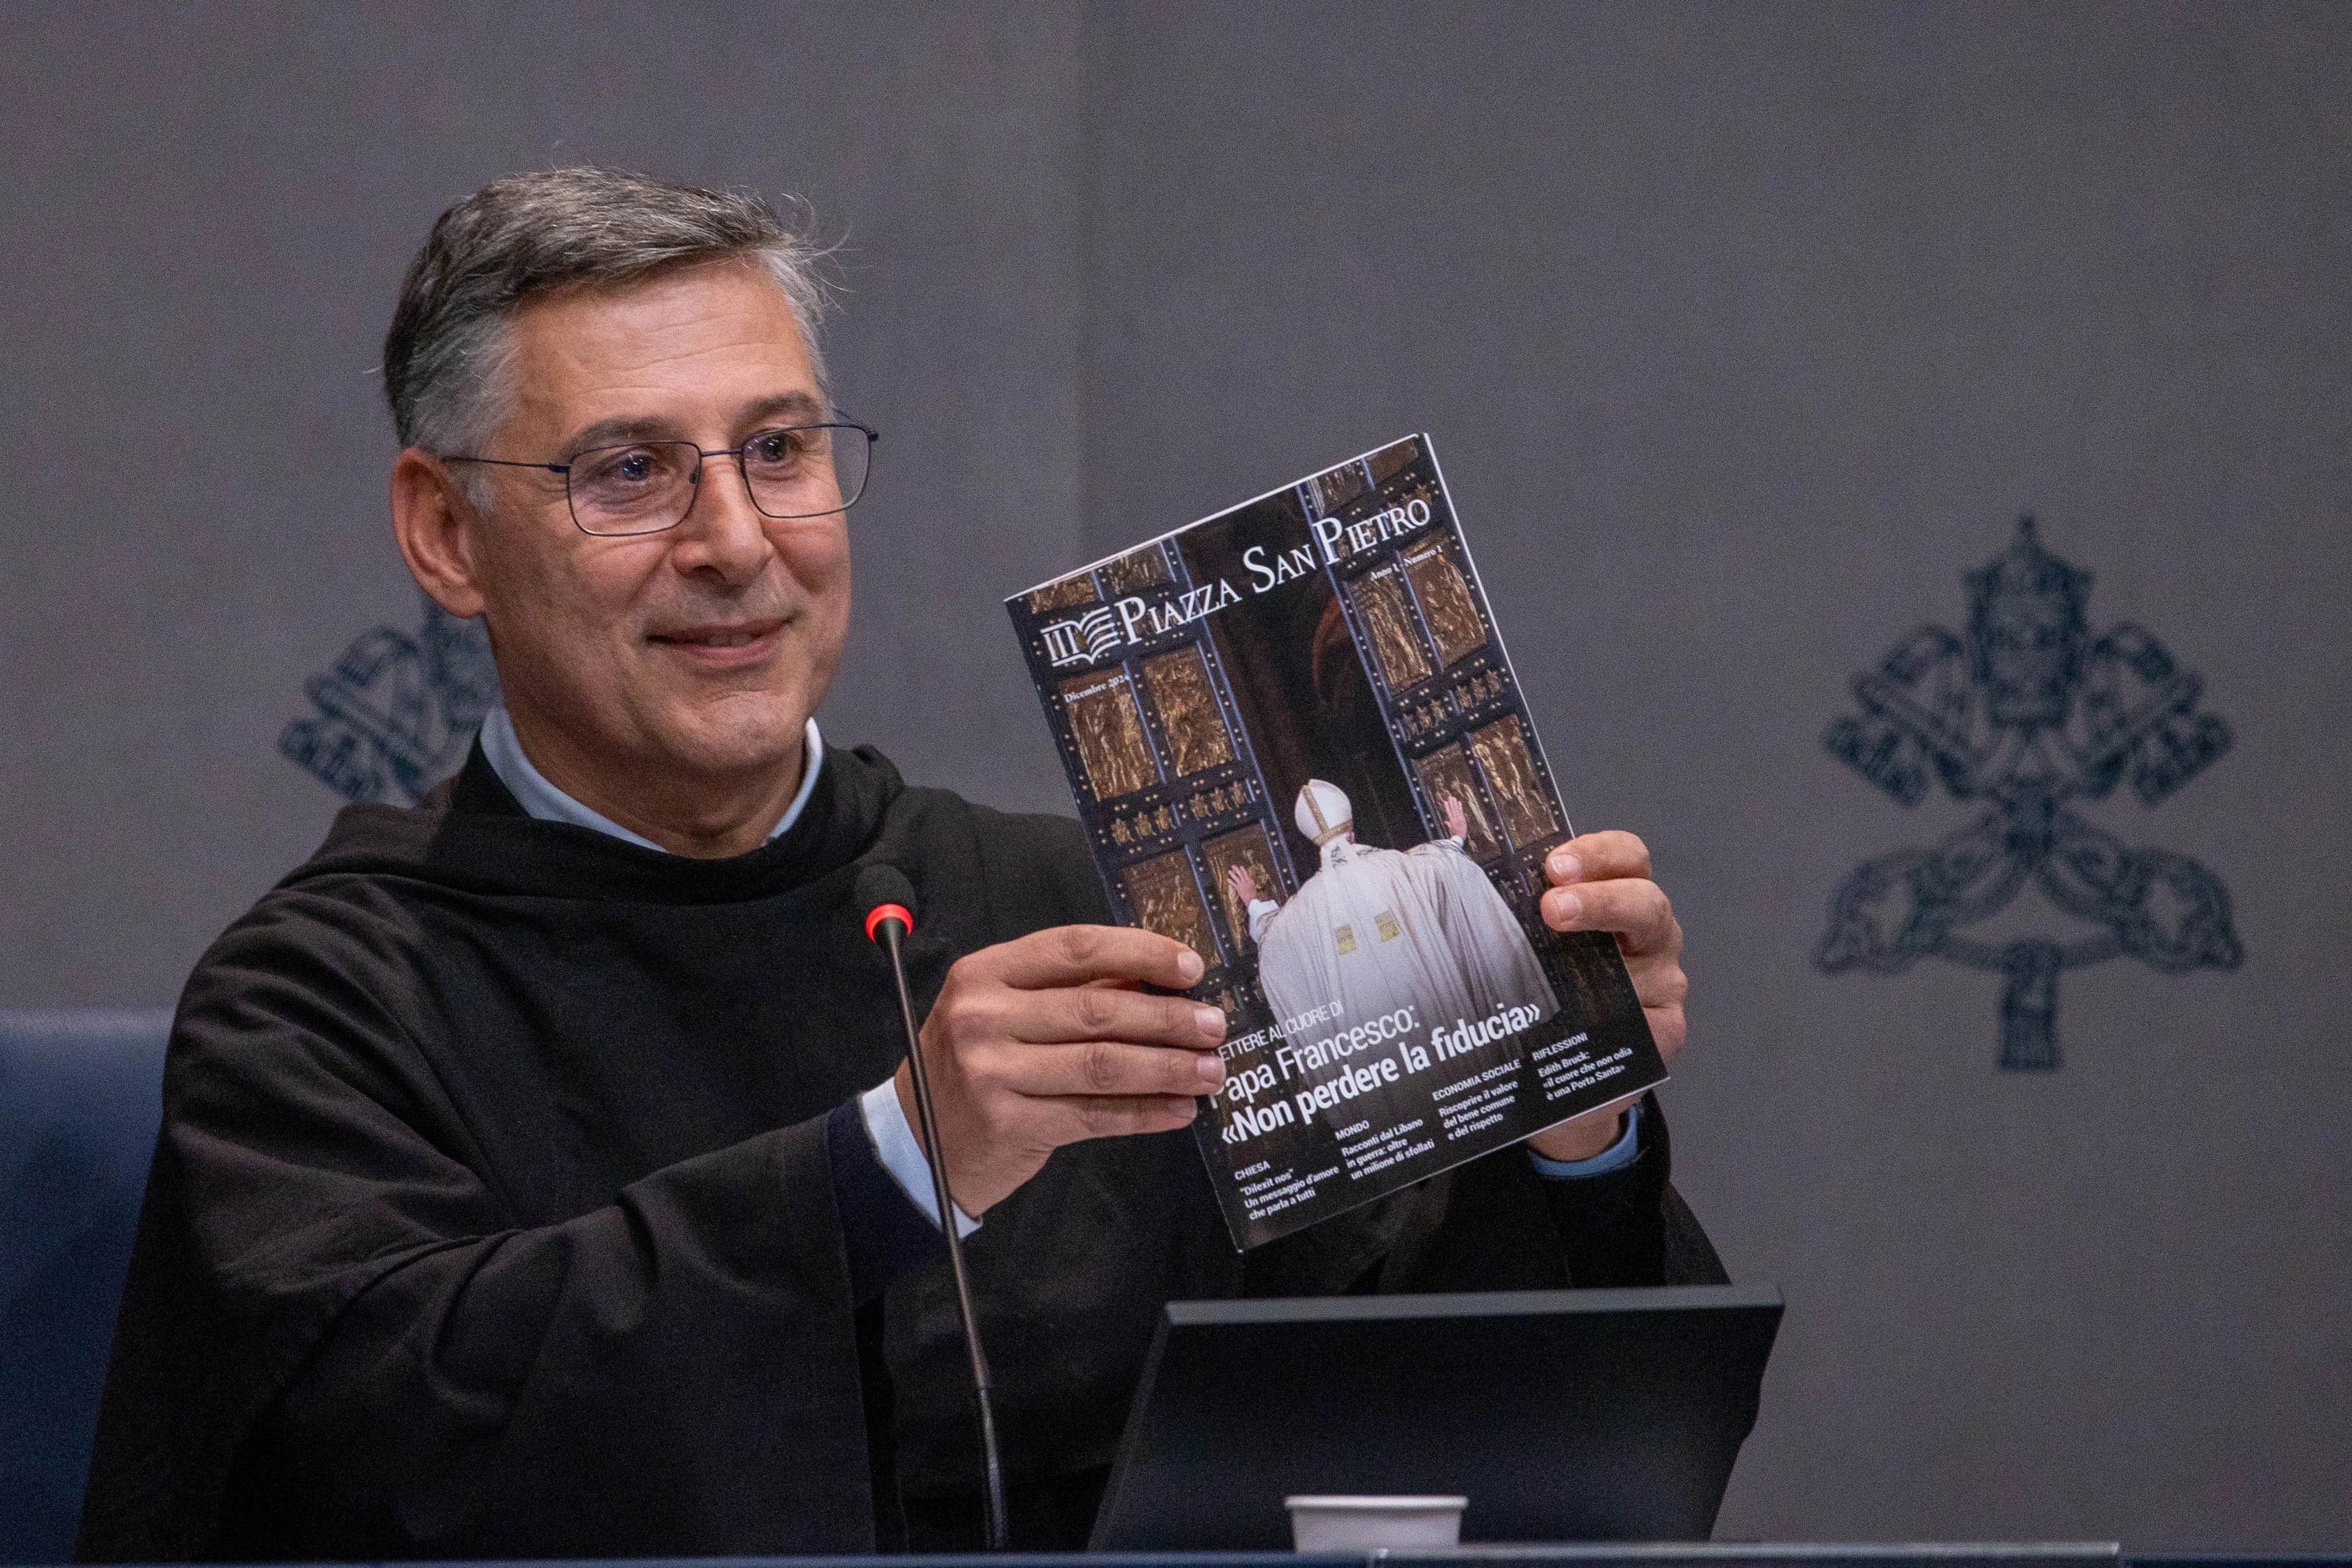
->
[79,742,1724,1560]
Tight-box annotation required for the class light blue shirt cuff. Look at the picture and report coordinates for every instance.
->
[1527,1101,1643,1179]
[858,1079,981,1237]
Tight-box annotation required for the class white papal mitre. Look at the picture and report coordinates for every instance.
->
[1294,779,1354,845]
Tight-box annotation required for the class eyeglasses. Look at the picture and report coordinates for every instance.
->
[442,419,878,537]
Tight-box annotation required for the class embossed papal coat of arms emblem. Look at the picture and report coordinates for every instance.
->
[280,593,500,805]
[1817,518,2242,1069]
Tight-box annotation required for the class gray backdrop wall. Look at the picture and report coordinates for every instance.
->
[4,1,2345,1547]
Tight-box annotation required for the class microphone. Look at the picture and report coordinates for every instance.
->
[855,863,1007,1552]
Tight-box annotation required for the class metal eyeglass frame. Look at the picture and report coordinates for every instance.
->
[440,417,880,536]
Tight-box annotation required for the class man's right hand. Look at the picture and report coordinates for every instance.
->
[894,925,1227,1214]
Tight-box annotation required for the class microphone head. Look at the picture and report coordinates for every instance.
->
[856,863,917,943]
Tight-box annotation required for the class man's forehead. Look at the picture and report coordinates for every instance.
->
[503,263,821,443]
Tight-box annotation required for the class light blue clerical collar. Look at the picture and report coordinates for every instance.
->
[478,709,826,854]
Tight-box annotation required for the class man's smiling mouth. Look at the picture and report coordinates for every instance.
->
[644,621,790,658]
[647,618,786,653]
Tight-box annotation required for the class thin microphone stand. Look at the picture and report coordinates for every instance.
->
[875,916,1009,1552]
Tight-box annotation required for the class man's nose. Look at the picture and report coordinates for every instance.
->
[667,452,773,581]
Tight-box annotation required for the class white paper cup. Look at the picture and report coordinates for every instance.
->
[1284,1494,1468,1551]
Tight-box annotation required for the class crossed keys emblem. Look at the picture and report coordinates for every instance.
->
[1816,518,2242,1070]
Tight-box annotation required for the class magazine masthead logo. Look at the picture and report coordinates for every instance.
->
[1038,496,1436,669]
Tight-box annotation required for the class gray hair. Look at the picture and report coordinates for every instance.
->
[382,168,833,470]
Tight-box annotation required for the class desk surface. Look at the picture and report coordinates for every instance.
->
[37,1543,2146,1568]
[32,1543,2352,1568]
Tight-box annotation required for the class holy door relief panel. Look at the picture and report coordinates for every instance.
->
[1350,568,1432,689]
[1204,823,1281,953]
[1141,647,1235,777]
[1403,541,1487,669]
[1311,462,1367,516]
[1468,716,1558,849]
[1102,547,1171,598]
[1122,849,1219,967]
[1059,670,1158,801]
[1367,437,1420,485]
[1413,747,1503,861]
[1027,574,1098,616]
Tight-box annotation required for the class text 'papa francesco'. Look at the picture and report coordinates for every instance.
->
[1216,999,1552,1147]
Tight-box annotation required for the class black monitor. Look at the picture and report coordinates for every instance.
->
[1089,1283,1784,1551]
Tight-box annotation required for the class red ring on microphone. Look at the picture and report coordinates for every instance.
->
[864,903,914,944]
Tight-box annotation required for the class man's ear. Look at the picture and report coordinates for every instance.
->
[390,448,488,619]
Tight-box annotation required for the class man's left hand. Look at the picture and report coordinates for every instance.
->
[1524,830,1687,1163]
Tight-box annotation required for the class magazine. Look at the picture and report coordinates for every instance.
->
[1005,434,1667,1248]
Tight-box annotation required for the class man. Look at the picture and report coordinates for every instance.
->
[1232,782,1559,1047]
[81,168,1718,1561]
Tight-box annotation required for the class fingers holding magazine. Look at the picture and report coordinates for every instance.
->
[1520,831,1686,1164]
[1539,830,1688,1064]
[901,924,1230,1214]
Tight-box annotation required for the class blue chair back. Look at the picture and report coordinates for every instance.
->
[1,1010,172,1565]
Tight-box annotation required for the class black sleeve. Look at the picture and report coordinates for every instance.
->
[1242,1090,1740,1297]
[78,924,883,1562]
[1399,1092,1728,1292]
[1241,1093,1726,1299]
[827,1099,953,1305]
[1536,1096,1729,1288]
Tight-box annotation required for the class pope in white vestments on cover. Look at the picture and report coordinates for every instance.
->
[1229,778,1560,1043]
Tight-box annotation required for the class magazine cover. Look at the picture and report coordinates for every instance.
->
[1005,434,1667,1249]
